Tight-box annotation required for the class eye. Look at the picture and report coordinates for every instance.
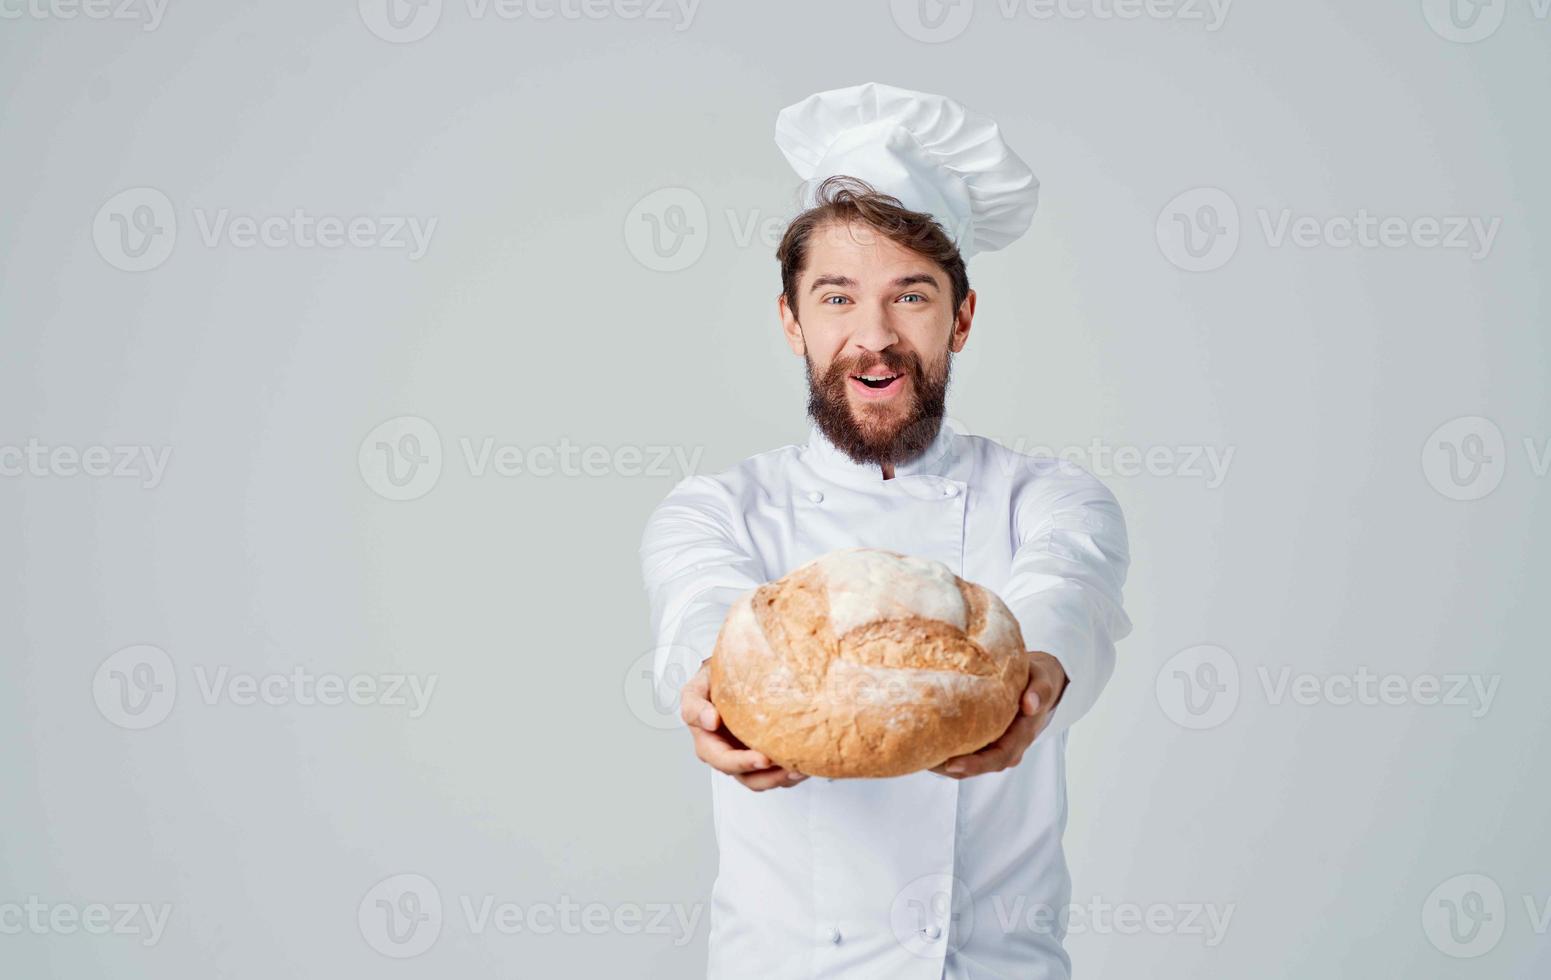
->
[823,295,850,305]
[899,293,927,303]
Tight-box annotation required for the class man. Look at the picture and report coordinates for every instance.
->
[639,83,1132,979]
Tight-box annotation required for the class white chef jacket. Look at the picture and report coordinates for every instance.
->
[639,421,1132,980]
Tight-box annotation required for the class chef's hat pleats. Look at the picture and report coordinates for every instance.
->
[774,81,1039,258]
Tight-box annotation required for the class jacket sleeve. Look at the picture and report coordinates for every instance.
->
[1000,462,1133,740]
[638,474,767,722]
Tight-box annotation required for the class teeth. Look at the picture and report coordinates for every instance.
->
[857,374,897,381]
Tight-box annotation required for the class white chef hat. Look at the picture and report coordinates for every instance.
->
[774,81,1040,259]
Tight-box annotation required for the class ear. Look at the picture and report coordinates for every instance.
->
[948,288,976,353]
[778,294,806,357]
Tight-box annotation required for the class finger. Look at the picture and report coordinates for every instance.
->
[679,667,718,730]
[941,713,1040,776]
[1021,661,1056,716]
[691,726,772,774]
[679,690,716,729]
[1021,685,1041,716]
[931,745,1003,778]
[938,750,1002,778]
[736,766,808,792]
[679,698,719,732]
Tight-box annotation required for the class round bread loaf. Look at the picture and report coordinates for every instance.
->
[709,547,1030,779]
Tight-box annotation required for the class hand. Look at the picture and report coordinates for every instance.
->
[680,658,809,792]
[929,651,1068,780]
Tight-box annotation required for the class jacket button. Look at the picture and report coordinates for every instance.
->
[807,491,824,503]
[828,925,842,944]
[942,485,959,497]
[924,923,943,940]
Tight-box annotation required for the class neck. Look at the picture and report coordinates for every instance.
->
[880,461,895,480]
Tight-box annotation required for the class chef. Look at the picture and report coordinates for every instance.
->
[638,82,1133,979]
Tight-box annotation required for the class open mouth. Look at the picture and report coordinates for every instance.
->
[852,372,902,390]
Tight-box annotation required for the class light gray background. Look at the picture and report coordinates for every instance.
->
[2,1,1548,977]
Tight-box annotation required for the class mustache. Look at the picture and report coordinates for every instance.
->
[822,348,924,386]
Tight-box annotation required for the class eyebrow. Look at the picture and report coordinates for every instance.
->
[807,273,940,293]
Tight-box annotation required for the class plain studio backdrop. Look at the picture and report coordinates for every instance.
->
[2,2,1548,977]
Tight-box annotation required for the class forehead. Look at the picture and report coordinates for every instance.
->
[801,220,939,280]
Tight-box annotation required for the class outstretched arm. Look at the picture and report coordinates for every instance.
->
[640,475,807,790]
[933,464,1132,778]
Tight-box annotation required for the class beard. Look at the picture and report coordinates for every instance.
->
[805,344,952,468]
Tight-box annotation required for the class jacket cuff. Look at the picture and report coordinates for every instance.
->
[1007,591,1110,741]
[654,587,744,718]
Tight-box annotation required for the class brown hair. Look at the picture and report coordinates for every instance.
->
[775,174,970,320]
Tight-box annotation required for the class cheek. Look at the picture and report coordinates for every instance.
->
[805,333,848,371]
[903,319,953,351]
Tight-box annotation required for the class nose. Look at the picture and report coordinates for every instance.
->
[849,307,900,355]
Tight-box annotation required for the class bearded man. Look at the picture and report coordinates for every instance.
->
[639,83,1132,980]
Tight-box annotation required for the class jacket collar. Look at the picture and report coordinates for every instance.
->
[801,420,959,483]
